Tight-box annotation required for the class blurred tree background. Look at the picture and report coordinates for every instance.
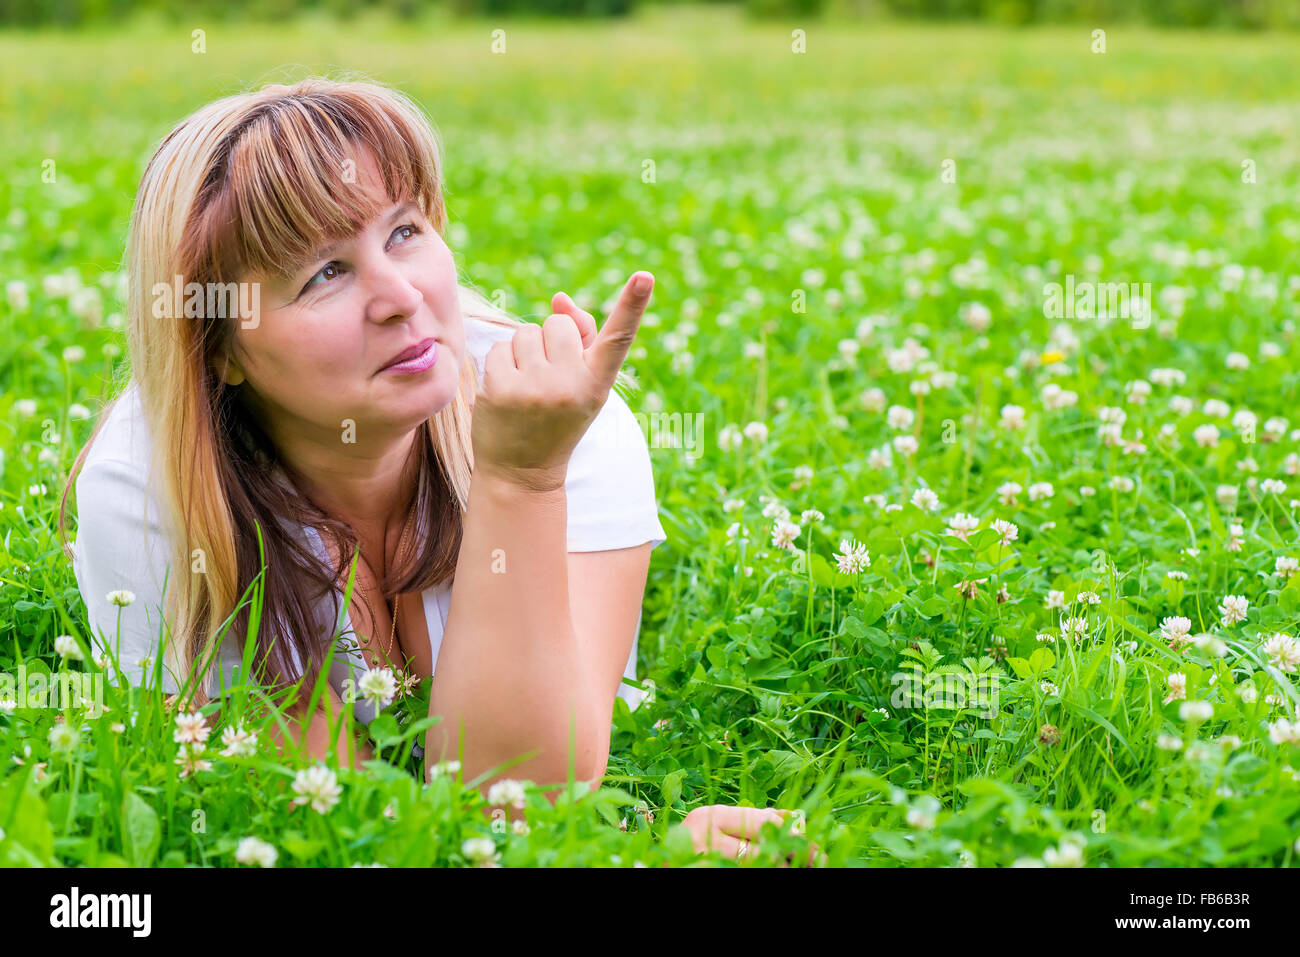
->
[1,0,1298,27]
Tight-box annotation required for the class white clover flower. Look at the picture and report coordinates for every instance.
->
[487,779,528,811]
[1079,485,1096,498]
[291,764,343,814]
[1035,632,1056,644]
[173,712,211,745]
[771,520,802,551]
[718,424,743,452]
[1169,395,1194,416]
[1045,590,1066,610]
[1263,416,1288,439]
[1225,352,1250,370]
[1237,683,1258,704]
[996,481,1022,506]
[1042,838,1084,868]
[867,445,893,470]
[886,405,915,431]
[742,421,769,445]
[106,590,135,607]
[1203,399,1231,419]
[53,635,83,661]
[427,760,461,782]
[1261,478,1287,496]
[860,387,886,412]
[991,519,1018,546]
[61,345,86,363]
[1193,424,1220,448]
[235,836,278,868]
[462,837,500,866]
[1157,734,1183,751]
[761,499,791,522]
[909,380,931,396]
[835,540,870,574]
[999,404,1026,430]
[1179,700,1213,723]
[931,370,957,389]
[1125,379,1152,404]
[792,464,814,483]
[961,301,992,332]
[1166,570,1188,581]
[722,498,745,514]
[1076,591,1101,606]
[800,508,824,524]
[946,512,980,541]
[358,667,398,710]
[1276,557,1299,577]
[1040,681,1059,696]
[892,435,919,457]
[1107,476,1135,493]
[1027,482,1054,502]
[1261,633,1300,673]
[910,488,940,513]
[1268,719,1300,746]
[1060,616,1089,643]
[1163,672,1187,704]
[48,723,80,752]
[1159,617,1192,648]
[220,723,258,758]
[1219,594,1250,626]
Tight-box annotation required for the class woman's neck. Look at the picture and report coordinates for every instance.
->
[277,423,423,568]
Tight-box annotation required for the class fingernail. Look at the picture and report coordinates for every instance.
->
[632,274,652,295]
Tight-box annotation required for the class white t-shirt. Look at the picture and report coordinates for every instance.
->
[71,315,668,724]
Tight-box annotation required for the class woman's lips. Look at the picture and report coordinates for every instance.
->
[379,338,438,374]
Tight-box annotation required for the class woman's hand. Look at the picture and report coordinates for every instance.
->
[470,272,654,493]
[682,805,822,866]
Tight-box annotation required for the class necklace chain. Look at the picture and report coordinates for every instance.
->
[358,505,417,670]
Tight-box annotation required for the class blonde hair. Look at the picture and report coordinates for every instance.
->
[59,76,631,709]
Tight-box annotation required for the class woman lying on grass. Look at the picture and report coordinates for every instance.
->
[60,76,807,863]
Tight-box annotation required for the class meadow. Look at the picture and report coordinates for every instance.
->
[2,7,1299,867]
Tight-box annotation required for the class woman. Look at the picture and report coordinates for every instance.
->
[62,77,800,862]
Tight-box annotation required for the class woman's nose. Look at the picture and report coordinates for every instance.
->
[363,259,423,324]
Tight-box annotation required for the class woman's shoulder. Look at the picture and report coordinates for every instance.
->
[78,382,150,477]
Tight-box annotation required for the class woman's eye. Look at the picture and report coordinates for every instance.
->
[390,222,422,245]
[301,261,341,295]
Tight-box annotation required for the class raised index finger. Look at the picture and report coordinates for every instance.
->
[586,271,653,388]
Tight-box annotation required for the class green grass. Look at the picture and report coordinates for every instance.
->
[2,9,1300,867]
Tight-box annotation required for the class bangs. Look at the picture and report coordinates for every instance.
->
[177,82,443,285]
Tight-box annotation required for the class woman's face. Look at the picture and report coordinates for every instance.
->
[224,150,466,454]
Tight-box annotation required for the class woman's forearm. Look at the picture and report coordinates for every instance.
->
[424,470,608,791]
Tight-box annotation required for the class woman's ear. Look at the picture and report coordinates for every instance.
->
[216,353,246,387]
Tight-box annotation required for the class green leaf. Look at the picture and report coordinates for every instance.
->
[1028,647,1056,674]
[0,776,54,866]
[661,769,685,807]
[1005,657,1031,679]
[918,596,948,618]
[858,594,885,626]
[121,790,160,867]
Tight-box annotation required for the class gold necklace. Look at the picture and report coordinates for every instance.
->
[358,505,416,670]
